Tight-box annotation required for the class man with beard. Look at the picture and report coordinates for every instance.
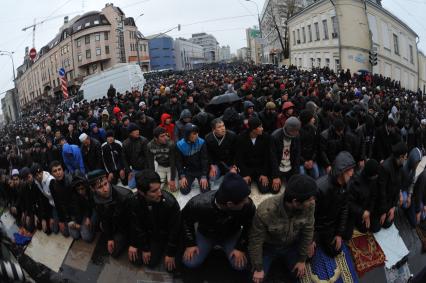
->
[249,175,317,283]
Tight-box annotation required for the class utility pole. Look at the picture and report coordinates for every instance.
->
[0,50,20,119]
[269,7,286,63]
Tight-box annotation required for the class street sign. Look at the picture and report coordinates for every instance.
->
[58,68,65,77]
[29,48,36,60]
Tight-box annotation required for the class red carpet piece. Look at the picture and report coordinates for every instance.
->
[347,233,386,277]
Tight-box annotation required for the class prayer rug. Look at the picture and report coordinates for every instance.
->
[347,233,385,277]
[299,244,358,283]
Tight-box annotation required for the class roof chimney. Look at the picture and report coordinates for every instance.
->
[64,16,69,24]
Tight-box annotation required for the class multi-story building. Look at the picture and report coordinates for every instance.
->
[218,45,231,62]
[174,38,205,70]
[189,33,219,63]
[15,3,150,109]
[288,0,419,91]
[260,0,313,65]
[147,34,176,71]
[246,27,262,64]
[1,88,19,123]
[419,51,426,94]
[237,47,249,62]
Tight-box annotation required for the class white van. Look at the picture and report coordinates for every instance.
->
[78,63,146,102]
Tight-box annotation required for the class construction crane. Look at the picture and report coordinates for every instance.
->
[22,12,80,48]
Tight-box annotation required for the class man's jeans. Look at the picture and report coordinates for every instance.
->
[182,230,244,270]
[128,169,142,189]
[299,162,320,179]
[69,211,98,242]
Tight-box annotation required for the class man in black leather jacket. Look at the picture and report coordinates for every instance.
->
[127,170,180,271]
[88,169,133,258]
[314,151,355,257]
[182,172,255,270]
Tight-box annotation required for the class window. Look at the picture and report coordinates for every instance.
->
[409,44,414,64]
[94,20,99,25]
[143,45,146,52]
[86,49,91,59]
[96,47,101,56]
[308,25,312,42]
[322,19,329,40]
[393,34,399,55]
[293,30,296,45]
[95,33,100,41]
[78,53,82,62]
[104,32,109,40]
[314,22,320,40]
[326,58,330,67]
[105,45,110,54]
[302,27,306,43]
[331,16,338,37]
[317,58,321,67]
[297,29,300,44]
[311,58,314,68]
[85,22,90,27]
[77,39,81,47]
[85,35,90,44]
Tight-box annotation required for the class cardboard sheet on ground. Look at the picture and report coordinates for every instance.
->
[374,224,409,269]
[63,233,100,271]
[24,231,73,272]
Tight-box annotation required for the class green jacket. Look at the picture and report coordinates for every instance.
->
[248,193,315,271]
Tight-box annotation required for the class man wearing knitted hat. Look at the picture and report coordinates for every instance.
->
[235,117,272,194]
[249,174,317,282]
[182,172,255,272]
[270,116,301,192]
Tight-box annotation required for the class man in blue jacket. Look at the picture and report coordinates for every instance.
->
[60,139,85,174]
[176,123,209,195]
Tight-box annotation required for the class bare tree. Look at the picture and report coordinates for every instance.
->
[267,0,299,60]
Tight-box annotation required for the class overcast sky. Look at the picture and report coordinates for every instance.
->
[0,0,425,98]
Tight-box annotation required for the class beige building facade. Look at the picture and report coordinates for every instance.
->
[288,0,420,91]
[419,52,426,94]
[16,3,150,108]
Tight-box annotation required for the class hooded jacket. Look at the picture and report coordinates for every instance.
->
[413,168,426,214]
[62,143,85,174]
[315,151,354,236]
[174,109,192,141]
[176,124,208,178]
[319,125,346,167]
[159,113,175,140]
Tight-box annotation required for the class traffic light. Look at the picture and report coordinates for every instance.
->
[369,50,378,66]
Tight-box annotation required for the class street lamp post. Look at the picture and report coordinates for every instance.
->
[135,13,144,69]
[0,50,20,119]
[246,0,264,64]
